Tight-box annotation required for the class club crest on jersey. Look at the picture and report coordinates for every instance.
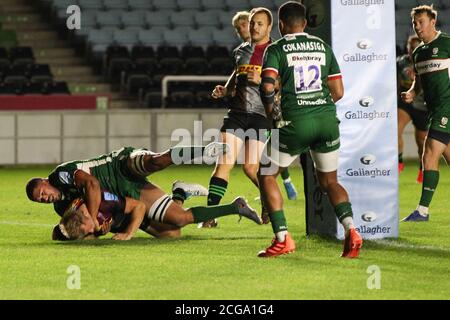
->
[440,117,448,128]
[432,47,438,55]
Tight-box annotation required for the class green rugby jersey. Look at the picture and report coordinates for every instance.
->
[48,147,146,215]
[413,32,450,115]
[262,32,341,120]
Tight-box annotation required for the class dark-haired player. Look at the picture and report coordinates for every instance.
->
[258,1,362,258]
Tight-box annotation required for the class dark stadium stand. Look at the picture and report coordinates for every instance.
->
[3,0,450,108]
[0,46,70,96]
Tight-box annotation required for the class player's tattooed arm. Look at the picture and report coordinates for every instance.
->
[74,170,102,232]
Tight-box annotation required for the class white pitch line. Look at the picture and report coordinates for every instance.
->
[0,220,53,228]
[373,239,450,253]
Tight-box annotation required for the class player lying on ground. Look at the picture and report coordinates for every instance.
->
[53,187,260,241]
[26,143,262,240]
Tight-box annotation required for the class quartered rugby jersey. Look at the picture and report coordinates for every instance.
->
[397,54,427,111]
[413,31,450,113]
[230,41,271,117]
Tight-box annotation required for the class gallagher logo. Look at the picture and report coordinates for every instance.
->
[360,154,376,165]
[361,211,377,222]
[359,96,374,107]
[357,39,373,50]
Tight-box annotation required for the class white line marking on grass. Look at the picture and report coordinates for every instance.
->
[0,220,53,228]
[373,239,450,253]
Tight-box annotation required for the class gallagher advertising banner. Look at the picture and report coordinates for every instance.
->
[304,0,398,240]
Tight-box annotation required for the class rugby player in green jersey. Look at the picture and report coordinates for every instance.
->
[26,143,262,239]
[401,5,450,222]
[257,1,362,258]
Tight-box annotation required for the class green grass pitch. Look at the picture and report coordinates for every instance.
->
[0,163,449,300]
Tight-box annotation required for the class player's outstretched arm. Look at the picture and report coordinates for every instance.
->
[112,197,146,241]
[74,170,102,232]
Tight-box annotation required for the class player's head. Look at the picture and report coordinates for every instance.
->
[278,1,307,36]
[26,177,62,203]
[411,5,437,42]
[406,34,421,56]
[249,7,273,44]
[232,11,251,42]
[57,199,95,240]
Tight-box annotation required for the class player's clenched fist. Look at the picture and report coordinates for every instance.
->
[401,91,415,104]
[212,85,227,99]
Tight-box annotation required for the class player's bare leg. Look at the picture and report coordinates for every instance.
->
[244,138,269,223]
[398,108,412,172]
[311,147,362,258]
[315,169,362,258]
[404,136,448,222]
[126,142,229,178]
[415,129,427,183]
[139,181,260,231]
[202,132,244,228]
[257,162,295,258]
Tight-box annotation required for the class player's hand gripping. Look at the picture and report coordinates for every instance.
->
[212,85,227,99]
[401,91,416,104]
[112,233,132,241]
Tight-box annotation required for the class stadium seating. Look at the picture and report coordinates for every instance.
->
[32,0,436,108]
[201,0,226,10]
[121,11,147,29]
[226,0,251,11]
[178,0,202,11]
[103,0,129,11]
[395,0,419,10]
[195,10,222,28]
[153,0,178,11]
[0,46,69,96]
[78,0,104,11]
[0,30,18,49]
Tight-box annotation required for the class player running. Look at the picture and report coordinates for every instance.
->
[401,5,450,222]
[257,1,362,258]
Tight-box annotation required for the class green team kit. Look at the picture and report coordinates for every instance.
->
[48,147,147,215]
[262,32,342,155]
[413,31,450,136]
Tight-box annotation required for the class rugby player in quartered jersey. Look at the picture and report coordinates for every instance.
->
[205,8,275,228]
[401,5,450,222]
[397,35,429,183]
[52,190,145,241]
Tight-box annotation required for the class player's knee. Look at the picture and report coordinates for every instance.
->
[243,163,258,178]
[165,209,192,228]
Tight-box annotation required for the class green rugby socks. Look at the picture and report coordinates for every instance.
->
[207,176,228,206]
[270,210,288,241]
[191,203,237,223]
[419,170,439,208]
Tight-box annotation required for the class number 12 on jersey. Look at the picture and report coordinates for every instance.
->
[287,52,325,94]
